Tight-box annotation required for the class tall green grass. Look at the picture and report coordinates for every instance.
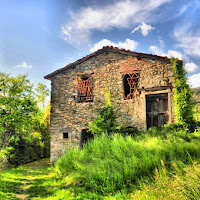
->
[132,161,200,200]
[55,127,200,193]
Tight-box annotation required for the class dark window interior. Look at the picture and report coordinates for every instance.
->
[81,75,89,80]
[63,132,69,139]
[123,73,139,100]
[80,129,94,148]
[123,74,130,98]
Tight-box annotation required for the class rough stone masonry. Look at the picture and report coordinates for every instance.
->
[44,46,180,162]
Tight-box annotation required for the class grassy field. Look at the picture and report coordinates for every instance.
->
[0,159,128,199]
[1,127,200,199]
[1,158,200,199]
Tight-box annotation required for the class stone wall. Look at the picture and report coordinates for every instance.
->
[50,51,174,162]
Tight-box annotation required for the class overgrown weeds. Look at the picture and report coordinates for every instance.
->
[55,127,200,194]
[132,161,200,200]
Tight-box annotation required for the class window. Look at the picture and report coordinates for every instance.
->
[77,75,93,103]
[123,73,139,100]
[63,132,69,139]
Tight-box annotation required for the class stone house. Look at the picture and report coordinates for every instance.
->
[44,46,180,162]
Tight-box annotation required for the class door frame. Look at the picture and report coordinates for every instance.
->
[144,89,172,130]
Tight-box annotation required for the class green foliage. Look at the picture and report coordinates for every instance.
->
[6,135,44,167]
[171,58,194,124]
[0,73,38,150]
[0,159,53,200]
[132,161,200,200]
[55,128,200,194]
[35,82,50,109]
[192,87,200,122]
[89,90,120,135]
[0,72,50,168]
[1,153,200,199]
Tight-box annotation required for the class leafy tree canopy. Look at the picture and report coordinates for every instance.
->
[0,73,50,167]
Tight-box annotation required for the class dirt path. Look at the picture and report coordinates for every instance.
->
[0,158,53,200]
[25,159,51,169]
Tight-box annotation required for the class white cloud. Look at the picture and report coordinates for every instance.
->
[174,23,200,58]
[159,38,165,48]
[61,25,72,41]
[15,62,32,69]
[167,50,182,60]
[149,46,182,59]
[176,4,189,17]
[149,45,198,73]
[184,63,198,73]
[90,39,138,52]
[149,46,164,56]
[62,0,171,43]
[131,22,155,36]
[188,73,200,88]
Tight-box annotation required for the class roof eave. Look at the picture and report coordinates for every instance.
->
[44,46,182,80]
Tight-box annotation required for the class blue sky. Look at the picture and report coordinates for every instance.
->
[0,0,200,88]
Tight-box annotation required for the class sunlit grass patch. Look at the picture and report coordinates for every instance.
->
[132,161,200,200]
[0,159,53,200]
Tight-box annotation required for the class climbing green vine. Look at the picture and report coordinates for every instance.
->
[171,58,194,124]
[89,90,120,135]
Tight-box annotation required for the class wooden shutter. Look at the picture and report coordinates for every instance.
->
[77,76,93,102]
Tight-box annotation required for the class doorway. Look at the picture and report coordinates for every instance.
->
[80,129,94,148]
[146,93,169,129]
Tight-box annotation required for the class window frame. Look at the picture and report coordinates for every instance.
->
[122,72,140,100]
[76,75,93,103]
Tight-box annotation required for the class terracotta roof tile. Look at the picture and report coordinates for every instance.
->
[44,46,182,80]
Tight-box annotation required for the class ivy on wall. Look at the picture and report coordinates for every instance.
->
[171,58,194,124]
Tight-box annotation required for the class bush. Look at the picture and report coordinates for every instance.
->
[89,90,120,135]
[55,128,200,193]
[6,135,44,167]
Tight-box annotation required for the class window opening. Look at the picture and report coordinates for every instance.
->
[63,132,69,139]
[77,75,93,103]
[123,73,139,100]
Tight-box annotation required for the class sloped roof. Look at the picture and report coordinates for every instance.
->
[44,46,181,80]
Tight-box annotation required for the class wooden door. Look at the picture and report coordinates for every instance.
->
[146,93,169,129]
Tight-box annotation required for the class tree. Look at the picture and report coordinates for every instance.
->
[35,82,49,109]
[0,73,38,150]
[0,73,50,167]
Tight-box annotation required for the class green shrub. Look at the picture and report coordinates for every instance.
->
[6,135,44,167]
[89,90,120,135]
